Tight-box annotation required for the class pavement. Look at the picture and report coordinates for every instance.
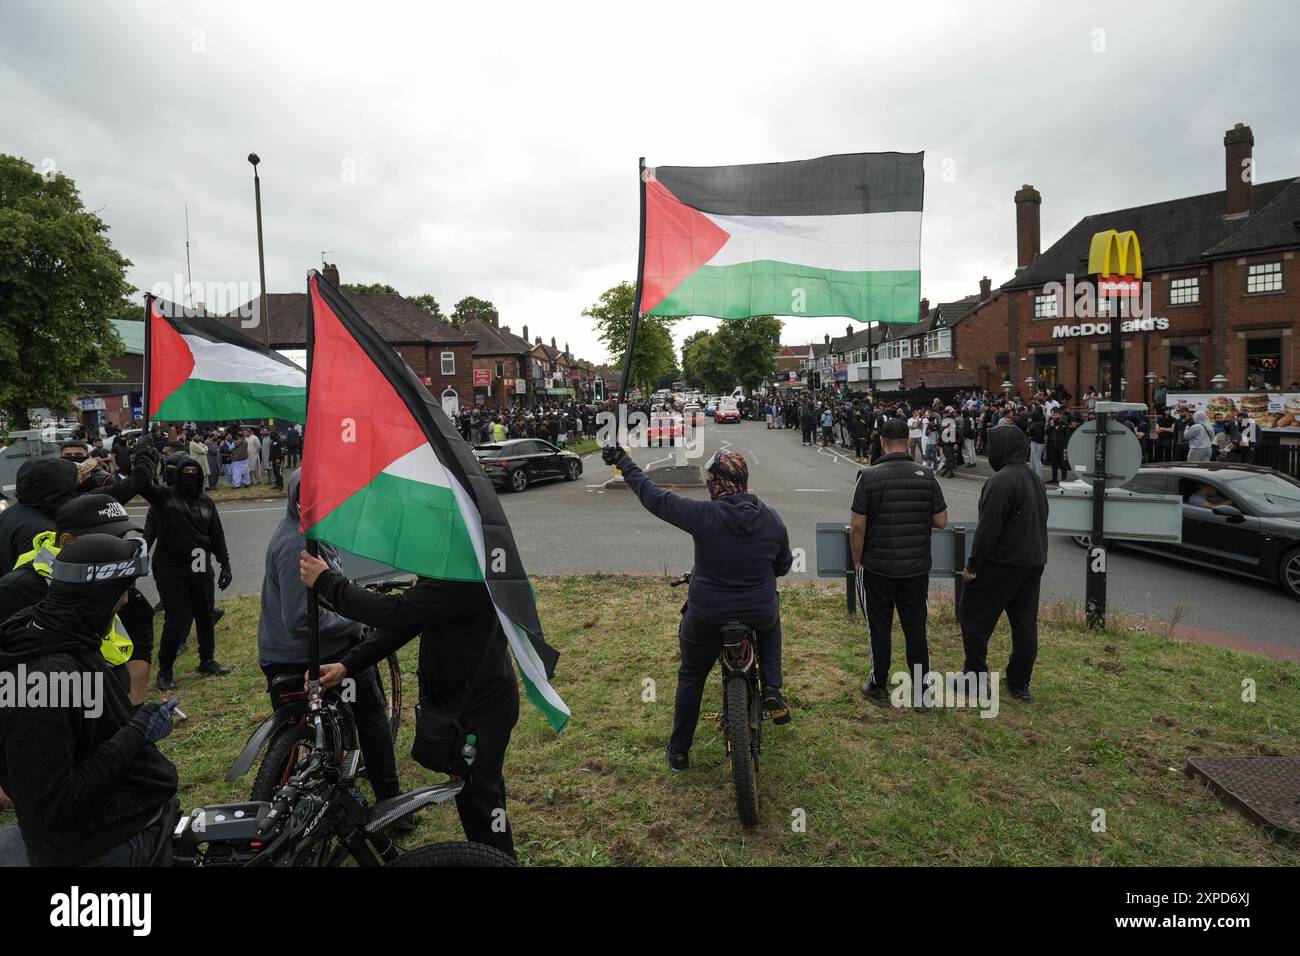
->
[129,421,1300,659]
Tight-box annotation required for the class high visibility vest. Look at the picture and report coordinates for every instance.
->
[15,532,134,667]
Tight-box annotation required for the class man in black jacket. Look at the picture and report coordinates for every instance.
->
[299,555,519,857]
[603,444,793,770]
[140,455,233,690]
[851,418,948,708]
[0,534,179,866]
[959,426,1049,701]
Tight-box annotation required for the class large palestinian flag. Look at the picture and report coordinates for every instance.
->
[642,152,923,323]
[299,272,569,731]
[145,295,306,422]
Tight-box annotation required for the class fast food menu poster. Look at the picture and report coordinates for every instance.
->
[1168,392,1300,432]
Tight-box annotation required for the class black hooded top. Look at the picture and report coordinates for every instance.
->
[0,458,78,572]
[139,454,230,570]
[967,426,1049,573]
[0,535,178,865]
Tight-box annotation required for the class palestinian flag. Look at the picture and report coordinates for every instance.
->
[642,152,923,323]
[299,272,569,731]
[145,295,306,422]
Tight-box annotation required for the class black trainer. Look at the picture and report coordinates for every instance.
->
[666,747,689,772]
[196,659,231,677]
[155,671,176,692]
[861,681,892,709]
[763,688,791,725]
[1008,685,1033,702]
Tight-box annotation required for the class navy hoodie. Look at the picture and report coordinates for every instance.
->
[619,457,792,622]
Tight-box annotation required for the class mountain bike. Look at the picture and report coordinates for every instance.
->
[228,577,408,801]
[671,572,765,827]
[176,678,513,867]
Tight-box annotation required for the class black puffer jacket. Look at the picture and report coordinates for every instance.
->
[0,458,78,571]
[851,452,947,577]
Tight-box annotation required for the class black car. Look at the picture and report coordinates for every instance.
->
[1073,462,1300,600]
[474,439,583,492]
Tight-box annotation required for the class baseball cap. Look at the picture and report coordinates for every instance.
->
[880,418,909,440]
[54,494,141,537]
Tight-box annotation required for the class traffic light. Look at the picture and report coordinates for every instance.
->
[593,379,604,402]
[811,371,821,390]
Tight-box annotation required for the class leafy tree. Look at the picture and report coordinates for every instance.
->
[714,316,783,393]
[342,281,401,295]
[0,155,130,429]
[681,330,730,394]
[582,281,679,398]
[408,294,443,319]
[452,296,496,323]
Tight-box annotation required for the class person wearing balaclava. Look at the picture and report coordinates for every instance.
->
[0,534,180,866]
[959,426,1049,702]
[600,443,793,772]
[137,455,233,691]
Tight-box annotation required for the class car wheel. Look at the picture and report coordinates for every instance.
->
[565,460,580,481]
[1280,547,1300,601]
[510,469,528,493]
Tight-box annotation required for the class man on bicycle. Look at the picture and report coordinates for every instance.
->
[602,444,792,771]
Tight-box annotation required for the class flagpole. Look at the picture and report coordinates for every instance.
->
[142,293,153,429]
[617,157,648,422]
[304,272,321,688]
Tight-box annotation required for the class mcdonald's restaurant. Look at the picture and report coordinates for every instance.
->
[934,123,1300,430]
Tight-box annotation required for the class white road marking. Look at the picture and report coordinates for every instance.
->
[795,488,834,492]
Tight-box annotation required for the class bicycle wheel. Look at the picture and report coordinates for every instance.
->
[379,653,402,741]
[748,677,763,768]
[386,841,518,867]
[724,677,760,828]
[249,724,315,801]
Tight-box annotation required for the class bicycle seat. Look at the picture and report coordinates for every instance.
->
[720,623,755,645]
[269,673,309,706]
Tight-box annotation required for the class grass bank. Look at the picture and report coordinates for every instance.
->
[4,577,1296,866]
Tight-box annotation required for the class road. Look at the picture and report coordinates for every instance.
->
[132,421,1299,656]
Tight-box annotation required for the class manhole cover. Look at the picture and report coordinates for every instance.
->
[1185,756,1300,839]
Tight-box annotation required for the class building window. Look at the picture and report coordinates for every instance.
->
[1033,292,1059,319]
[1245,337,1283,389]
[495,361,504,378]
[1097,348,1124,391]
[440,351,455,375]
[923,329,952,357]
[1169,343,1200,389]
[1246,261,1282,294]
[1034,353,1059,389]
[1169,276,1199,305]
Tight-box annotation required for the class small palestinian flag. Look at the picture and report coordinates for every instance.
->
[145,295,306,422]
[299,272,569,731]
[643,152,923,323]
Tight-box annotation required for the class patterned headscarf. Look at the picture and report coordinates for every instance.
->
[706,450,749,500]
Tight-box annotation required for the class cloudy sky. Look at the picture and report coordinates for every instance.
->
[2,0,1297,366]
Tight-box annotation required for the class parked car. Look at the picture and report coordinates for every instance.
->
[1070,462,1300,600]
[714,401,741,424]
[474,438,583,492]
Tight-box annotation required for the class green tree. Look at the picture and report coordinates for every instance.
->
[342,281,401,295]
[681,329,730,394]
[408,294,443,319]
[452,296,496,323]
[0,155,130,430]
[714,316,783,393]
[582,282,679,398]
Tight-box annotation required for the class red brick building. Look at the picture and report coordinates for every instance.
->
[220,263,476,416]
[940,123,1299,403]
[460,313,533,408]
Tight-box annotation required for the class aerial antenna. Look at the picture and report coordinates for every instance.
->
[320,250,334,265]
[184,204,195,308]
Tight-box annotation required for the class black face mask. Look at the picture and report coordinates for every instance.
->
[178,467,204,497]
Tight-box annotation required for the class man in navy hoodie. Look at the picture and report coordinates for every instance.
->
[603,445,793,771]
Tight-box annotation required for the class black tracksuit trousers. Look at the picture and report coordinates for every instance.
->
[260,659,401,802]
[456,680,520,855]
[857,569,930,691]
[959,561,1044,690]
[156,564,216,673]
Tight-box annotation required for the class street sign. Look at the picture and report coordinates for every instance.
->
[1067,418,1142,489]
[1046,485,1183,542]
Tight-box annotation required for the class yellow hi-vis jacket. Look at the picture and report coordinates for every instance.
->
[14,532,134,666]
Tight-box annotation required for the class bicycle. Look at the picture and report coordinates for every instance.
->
[228,577,408,802]
[670,572,765,828]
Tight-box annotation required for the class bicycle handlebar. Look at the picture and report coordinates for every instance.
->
[670,572,692,587]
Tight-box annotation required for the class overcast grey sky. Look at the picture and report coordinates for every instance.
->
[2,0,1297,366]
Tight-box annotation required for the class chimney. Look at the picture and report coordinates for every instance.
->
[487,309,500,328]
[535,336,542,346]
[979,276,992,301]
[1224,123,1253,217]
[564,341,570,356]
[522,324,528,343]
[550,336,556,349]
[322,262,340,287]
[1014,185,1041,270]
[846,325,853,337]
[919,297,929,319]
[824,333,830,344]
[502,324,510,333]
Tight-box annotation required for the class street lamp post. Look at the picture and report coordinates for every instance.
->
[248,153,271,349]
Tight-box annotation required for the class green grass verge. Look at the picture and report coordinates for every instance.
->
[206,483,288,503]
[565,437,600,456]
[4,577,1296,866]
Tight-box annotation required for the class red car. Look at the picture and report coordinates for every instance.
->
[714,403,741,424]
[647,414,684,446]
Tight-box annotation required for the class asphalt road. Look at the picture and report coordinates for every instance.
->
[131,421,1299,655]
